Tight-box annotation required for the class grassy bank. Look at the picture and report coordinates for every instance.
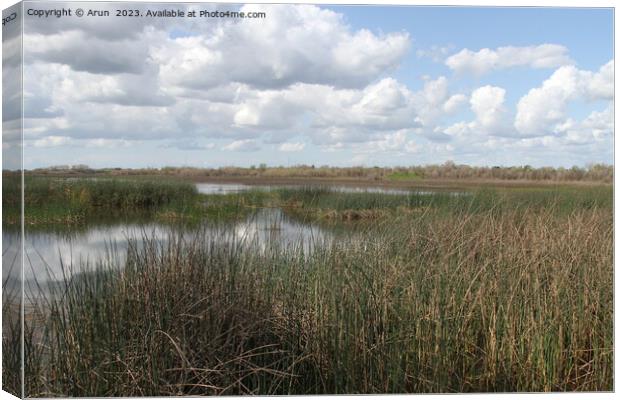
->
[2,176,199,225]
[2,176,273,226]
[277,185,612,221]
[4,184,612,395]
[4,176,612,227]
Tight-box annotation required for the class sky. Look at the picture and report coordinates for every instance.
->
[4,2,614,169]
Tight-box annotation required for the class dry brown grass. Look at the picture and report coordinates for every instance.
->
[3,185,612,396]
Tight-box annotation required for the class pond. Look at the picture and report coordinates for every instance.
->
[3,208,332,295]
[196,182,466,196]
[4,182,464,293]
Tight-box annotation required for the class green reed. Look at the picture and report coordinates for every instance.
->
[11,186,613,395]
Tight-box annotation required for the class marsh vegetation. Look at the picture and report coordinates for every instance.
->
[2,175,613,396]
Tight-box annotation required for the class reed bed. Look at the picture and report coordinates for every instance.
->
[3,177,275,226]
[4,187,612,396]
[277,185,612,220]
[2,176,200,225]
[277,186,456,210]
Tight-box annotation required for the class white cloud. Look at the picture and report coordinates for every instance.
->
[83,139,133,148]
[376,130,409,151]
[446,44,572,75]
[580,104,614,140]
[29,136,133,149]
[584,60,614,100]
[482,102,612,155]
[231,89,305,130]
[22,4,416,151]
[24,30,153,75]
[153,4,410,91]
[300,76,465,145]
[412,76,449,126]
[441,85,509,140]
[278,142,306,152]
[514,60,613,136]
[233,104,261,127]
[357,78,408,114]
[18,4,612,168]
[237,77,450,146]
[222,139,260,152]
[404,141,420,154]
[553,103,613,144]
[443,94,468,114]
[160,139,216,151]
[470,85,507,132]
[514,67,577,136]
[20,1,476,157]
[353,130,419,155]
[444,121,471,139]
[32,136,73,148]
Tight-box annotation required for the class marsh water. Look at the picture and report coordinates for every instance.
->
[5,208,331,293]
[4,183,461,289]
[195,182,462,196]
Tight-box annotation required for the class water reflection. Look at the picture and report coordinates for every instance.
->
[234,208,329,252]
[11,184,464,288]
[2,233,22,298]
[196,183,253,194]
[196,182,467,196]
[12,208,330,285]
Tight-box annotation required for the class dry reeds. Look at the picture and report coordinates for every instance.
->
[2,184,613,396]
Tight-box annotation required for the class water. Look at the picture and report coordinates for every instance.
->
[196,182,466,196]
[4,183,463,288]
[196,183,253,194]
[4,208,330,286]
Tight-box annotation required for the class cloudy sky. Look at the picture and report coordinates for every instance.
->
[8,3,614,168]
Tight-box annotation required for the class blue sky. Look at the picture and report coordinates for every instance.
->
[8,3,614,169]
[333,6,613,109]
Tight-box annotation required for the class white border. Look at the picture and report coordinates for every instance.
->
[0,1,616,400]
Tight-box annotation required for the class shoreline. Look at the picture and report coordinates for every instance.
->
[19,172,613,190]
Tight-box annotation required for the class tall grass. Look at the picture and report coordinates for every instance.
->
[277,186,456,211]
[3,177,277,226]
[2,280,22,397]
[276,185,612,218]
[19,177,197,208]
[5,177,612,226]
[16,197,613,395]
[4,177,199,225]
